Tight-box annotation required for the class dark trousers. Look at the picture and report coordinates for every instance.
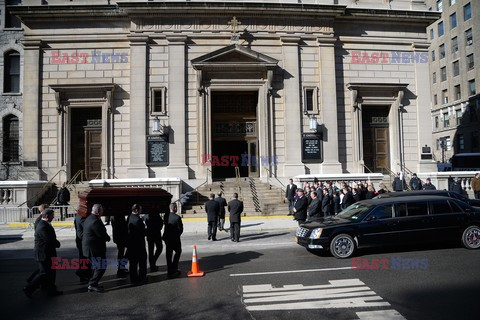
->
[288,200,294,214]
[218,217,225,230]
[230,222,241,241]
[165,241,182,274]
[116,243,126,271]
[207,221,218,239]
[129,249,147,284]
[88,255,106,287]
[25,259,56,294]
[147,237,163,268]
[76,242,90,278]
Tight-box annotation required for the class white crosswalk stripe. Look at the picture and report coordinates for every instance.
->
[242,278,405,318]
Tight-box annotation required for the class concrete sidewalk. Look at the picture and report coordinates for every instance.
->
[0,215,298,240]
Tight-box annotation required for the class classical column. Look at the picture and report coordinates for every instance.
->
[412,42,437,172]
[20,40,42,180]
[166,36,189,179]
[281,36,304,178]
[127,35,149,178]
[318,35,342,173]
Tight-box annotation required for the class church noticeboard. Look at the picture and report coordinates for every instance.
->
[302,134,323,163]
[146,135,169,166]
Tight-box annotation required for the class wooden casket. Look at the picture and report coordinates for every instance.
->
[77,187,173,217]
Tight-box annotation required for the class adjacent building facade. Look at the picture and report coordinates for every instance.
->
[2,0,439,193]
[426,0,480,162]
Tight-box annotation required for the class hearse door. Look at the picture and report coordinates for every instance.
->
[430,200,467,241]
[359,204,398,247]
[395,201,432,245]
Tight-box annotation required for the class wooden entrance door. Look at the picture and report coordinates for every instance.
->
[84,127,102,180]
[373,127,389,173]
[362,107,390,174]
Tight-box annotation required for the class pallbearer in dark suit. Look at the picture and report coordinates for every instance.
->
[145,212,163,272]
[321,188,332,217]
[111,214,128,277]
[285,178,297,215]
[83,204,110,292]
[306,191,321,221]
[74,211,89,282]
[127,204,147,285]
[293,189,308,225]
[205,194,220,241]
[215,192,227,231]
[23,209,62,298]
[228,193,244,242]
[26,203,50,285]
[164,203,183,278]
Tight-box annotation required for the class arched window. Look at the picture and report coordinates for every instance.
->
[2,115,19,162]
[4,50,20,93]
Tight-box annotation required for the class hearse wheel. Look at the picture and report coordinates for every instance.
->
[330,234,355,259]
[462,225,480,249]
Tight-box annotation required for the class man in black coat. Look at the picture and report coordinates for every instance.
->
[74,211,89,282]
[27,203,50,285]
[423,178,437,190]
[409,173,423,191]
[392,173,406,192]
[23,209,62,298]
[111,214,129,277]
[321,189,331,217]
[56,183,70,221]
[145,212,163,272]
[205,194,220,241]
[285,178,297,215]
[164,203,183,278]
[127,204,147,285]
[306,191,321,221]
[228,193,244,242]
[293,189,308,225]
[341,188,354,209]
[82,204,110,292]
[215,192,228,231]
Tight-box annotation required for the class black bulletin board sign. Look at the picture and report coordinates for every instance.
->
[302,134,323,163]
[146,135,169,166]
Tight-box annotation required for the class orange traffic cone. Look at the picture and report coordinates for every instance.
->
[187,245,205,277]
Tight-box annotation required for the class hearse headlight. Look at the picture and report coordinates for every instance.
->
[310,228,323,239]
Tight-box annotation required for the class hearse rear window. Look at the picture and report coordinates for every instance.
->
[407,202,429,216]
[395,203,407,217]
[431,201,453,214]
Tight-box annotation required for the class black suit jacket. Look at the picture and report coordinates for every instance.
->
[205,200,220,222]
[163,212,183,245]
[294,196,308,221]
[82,214,110,258]
[228,199,244,223]
[214,197,227,219]
[34,220,60,262]
[307,197,321,220]
[321,195,331,214]
[285,184,297,201]
[111,215,128,246]
[74,213,85,250]
[127,214,147,253]
[342,192,354,209]
[145,213,163,241]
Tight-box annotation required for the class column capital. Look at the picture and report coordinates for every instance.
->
[317,35,337,47]
[128,35,149,46]
[280,36,300,45]
[166,35,188,44]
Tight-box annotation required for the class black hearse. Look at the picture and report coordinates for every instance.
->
[296,196,480,258]
[374,190,480,208]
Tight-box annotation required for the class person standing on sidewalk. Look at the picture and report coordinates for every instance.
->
[285,178,297,216]
[74,210,89,282]
[215,192,227,231]
[145,212,163,272]
[228,193,244,242]
[127,204,148,285]
[293,189,308,225]
[164,203,183,278]
[23,209,62,298]
[83,204,110,292]
[56,183,70,221]
[409,173,422,191]
[471,173,480,199]
[205,194,220,241]
[111,214,129,277]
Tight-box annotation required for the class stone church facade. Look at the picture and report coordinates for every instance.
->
[5,0,439,191]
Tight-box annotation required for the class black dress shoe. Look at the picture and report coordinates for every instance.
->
[208,235,211,240]
[87,285,104,292]
[47,290,63,296]
[231,238,235,242]
[212,238,218,241]
[167,270,181,278]
[23,287,33,299]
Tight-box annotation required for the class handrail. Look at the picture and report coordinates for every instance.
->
[234,166,243,201]
[263,166,286,203]
[171,168,211,207]
[17,169,67,207]
[51,169,85,205]
[360,163,374,174]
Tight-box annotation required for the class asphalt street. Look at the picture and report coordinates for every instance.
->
[1,230,479,320]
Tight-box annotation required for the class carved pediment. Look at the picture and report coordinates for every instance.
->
[191,44,278,70]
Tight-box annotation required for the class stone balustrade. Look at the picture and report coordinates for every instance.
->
[0,181,51,207]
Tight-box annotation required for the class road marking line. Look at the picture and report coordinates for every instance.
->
[244,290,377,304]
[231,266,354,277]
[243,279,365,293]
[354,310,407,320]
